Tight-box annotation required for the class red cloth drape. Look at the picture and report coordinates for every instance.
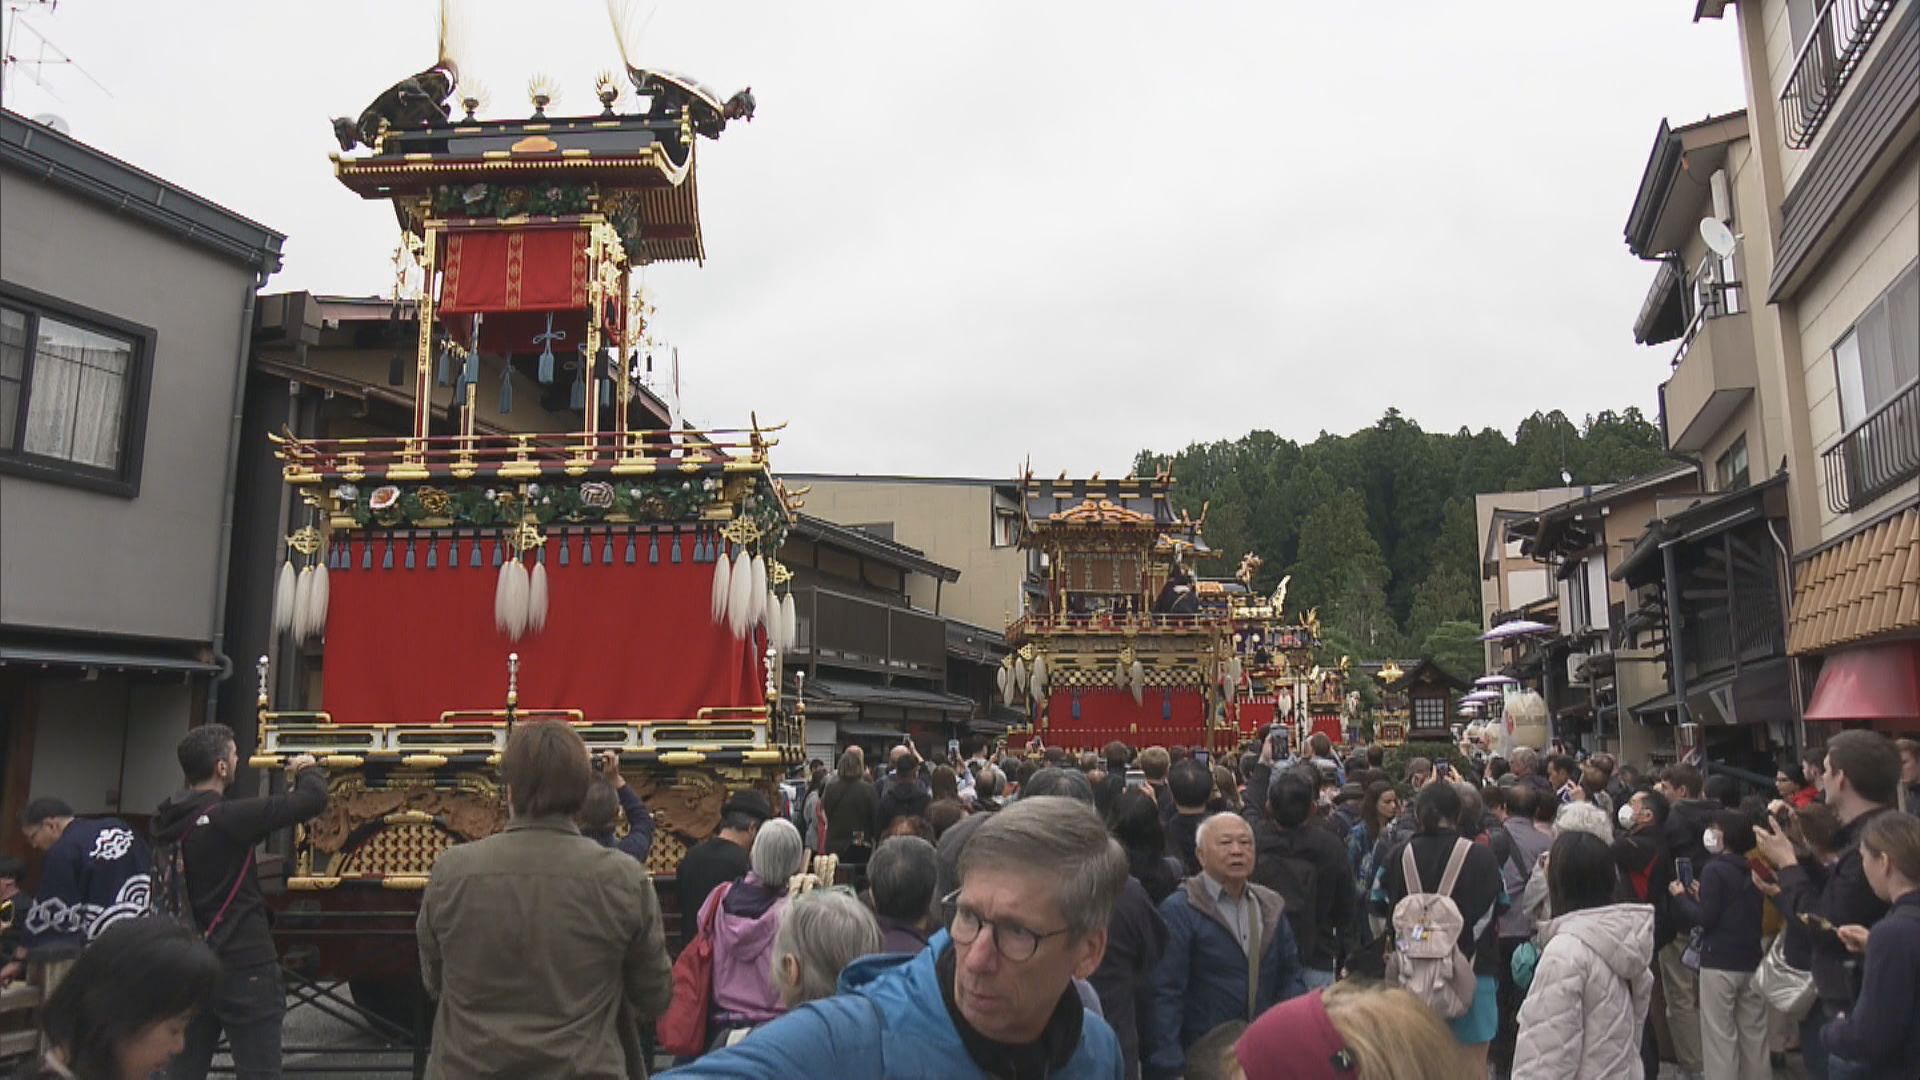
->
[1040,688,1207,751]
[1232,700,1277,739]
[439,227,590,314]
[321,530,764,725]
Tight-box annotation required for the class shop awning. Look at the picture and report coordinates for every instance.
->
[836,721,908,740]
[807,677,976,715]
[0,643,220,675]
[1804,641,1920,725]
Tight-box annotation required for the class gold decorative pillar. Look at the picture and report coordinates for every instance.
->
[411,222,441,451]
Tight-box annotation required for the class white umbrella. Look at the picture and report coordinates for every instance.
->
[1480,620,1554,642]
[1473,675,1518,687]
[1460,689,1504,703]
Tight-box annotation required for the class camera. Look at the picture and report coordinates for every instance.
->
[591,751,613,772]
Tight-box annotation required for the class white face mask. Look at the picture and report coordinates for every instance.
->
[1618,803,1638,829]
[1703,828,1724,855]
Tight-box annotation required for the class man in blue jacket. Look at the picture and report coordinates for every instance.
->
[5,797,152,989]
[1148,812,1305,1079]
[664,796,1127,1079]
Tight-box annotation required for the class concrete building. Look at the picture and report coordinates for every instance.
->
[1475,487,1580,672]
[0,110,284,853]
[1683,0,1919,733]
[782,474,1031,632]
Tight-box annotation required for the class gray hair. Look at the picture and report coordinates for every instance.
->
[869,835,938,922]
[957,796,1127,939]
[1552,800,1613,843]
[1454,782,1483,833]
[1510,747,1540,775]
[1017,767,1095,805]
[774,889,882,1007]
[837,749,864,782]
[751,818,807,886]
[1195,811,1252,848]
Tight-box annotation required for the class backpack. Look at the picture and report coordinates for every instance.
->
[149,808,251,942]
[1385,838,1479,1019]
[1258,833,1321,957]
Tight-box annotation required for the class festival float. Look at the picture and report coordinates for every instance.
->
[1200,555,1351,753]
[248,8,797,1029]
[1000,467,1241,755]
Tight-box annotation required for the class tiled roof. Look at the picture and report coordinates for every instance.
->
[1787,507,1920,655]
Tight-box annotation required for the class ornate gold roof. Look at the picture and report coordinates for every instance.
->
[1047,498,1156,527]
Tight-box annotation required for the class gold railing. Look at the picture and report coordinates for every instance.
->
[272,425,781,485]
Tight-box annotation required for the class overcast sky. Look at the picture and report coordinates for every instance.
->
[2,2,1744,476]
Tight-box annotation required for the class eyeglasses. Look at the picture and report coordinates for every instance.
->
[942,889,1070,963]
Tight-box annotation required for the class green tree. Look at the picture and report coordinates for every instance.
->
[1421,620,1488,684]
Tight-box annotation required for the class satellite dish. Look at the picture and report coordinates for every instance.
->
[1700,218,1739,259]
[29,114,71,136]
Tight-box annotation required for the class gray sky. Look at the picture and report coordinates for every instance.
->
[2,2,1743,476]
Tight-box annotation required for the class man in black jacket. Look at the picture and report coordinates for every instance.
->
[1250,766,1354,989]
[1613,787,1673,1080]
[1654,761,1718,1079]
[1754,730,1900,1073]
[154,723,328,1080]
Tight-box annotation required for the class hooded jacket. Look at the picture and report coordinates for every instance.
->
[1663,797,1721,867]
[151,769,327,969]
[704,874,789,1024]
[660,933,1124,1079]
[1511,903,1655,1080]
[1147,876,1305,1078]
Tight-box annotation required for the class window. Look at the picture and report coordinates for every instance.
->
[1834,261,1919,429]
[1715,434,1750,491]
[992,507,1022,548]
[1413,695,1446,729]
[0,286,153,493]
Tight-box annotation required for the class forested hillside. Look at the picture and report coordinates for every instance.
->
[1135,408,1669,678]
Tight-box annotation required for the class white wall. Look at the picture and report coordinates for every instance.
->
[1508,568,1550,609]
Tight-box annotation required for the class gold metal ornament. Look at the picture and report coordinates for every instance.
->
[287,527,324,557]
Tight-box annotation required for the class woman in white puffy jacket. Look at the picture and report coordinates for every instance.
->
[1513,831,1656,1080]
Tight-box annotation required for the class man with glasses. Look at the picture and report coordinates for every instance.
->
[3,797,151,1000]
[1146,812,1305,1079]
[662,796,1128,1078]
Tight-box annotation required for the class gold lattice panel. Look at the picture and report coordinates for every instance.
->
[1046,663,1206,690]
[333,822,460,877]
[647,832,688,878]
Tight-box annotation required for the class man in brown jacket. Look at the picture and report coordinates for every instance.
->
[418,722,672,1078]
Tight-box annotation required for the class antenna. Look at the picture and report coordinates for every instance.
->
[2,1,110,101]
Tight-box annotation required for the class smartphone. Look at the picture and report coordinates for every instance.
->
[1435,762,1452,779]
[1675,857,1694,890]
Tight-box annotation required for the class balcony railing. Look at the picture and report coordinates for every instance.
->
[1780,0,1898,150]
[1823,380,1920,513]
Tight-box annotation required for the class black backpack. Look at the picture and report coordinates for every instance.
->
[150,808,251,941]
[1258,831,1321,955]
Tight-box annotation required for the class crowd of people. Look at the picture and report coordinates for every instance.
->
[10,724,1920,1079]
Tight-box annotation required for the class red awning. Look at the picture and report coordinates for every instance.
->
[1804,640,1920,728]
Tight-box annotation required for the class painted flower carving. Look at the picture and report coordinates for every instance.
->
[369,486,401,511]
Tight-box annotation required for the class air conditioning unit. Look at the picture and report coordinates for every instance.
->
[1567,652,1589,685]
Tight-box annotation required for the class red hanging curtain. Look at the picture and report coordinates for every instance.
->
[1041,688,1207,751]
[321,530,763,725]
[438,227,590,314]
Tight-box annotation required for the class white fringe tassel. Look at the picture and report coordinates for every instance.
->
[529,560,550,634]
[727,548,753,639]
[308,561,330,642]
[997,664,1011,703]
[292,566,314,643]
[1130,660,1145,707]
[749,555,768,629]
[497,558,530,641]
[1013,657,1027,701]
[272,560,296,635]
[1030,656,1047,701]
[710,546,732,623]
[780,592,797,652]
[762,589,778,643]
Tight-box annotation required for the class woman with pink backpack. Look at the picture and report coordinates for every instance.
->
[1369,781,1508,1075]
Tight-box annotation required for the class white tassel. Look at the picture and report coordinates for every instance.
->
[996,664,1010,703]
[309,561,330,641]
[272,560,296,635]
[292,566,314,643]
[710,547,732,623]
[727,548,753,639]
[1130,661,1145,707]
[762,589,778,642]
[494,556,513,633]
[529,560,550,634]
[1115,656,1129,693]
[1030,656,1047,700]
[499,558,530,641]
[1013,657,1027,701]
[749,555,768,628]
[780,592,797,652]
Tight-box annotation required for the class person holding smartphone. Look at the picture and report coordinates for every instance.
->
[1670,811,1767,1080]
